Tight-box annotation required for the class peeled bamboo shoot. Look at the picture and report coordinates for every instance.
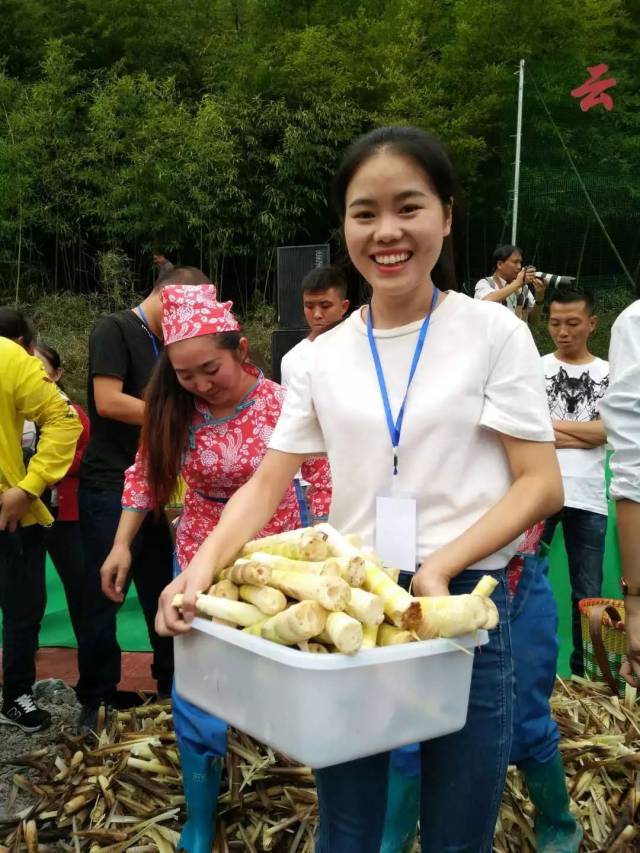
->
[172,593,263,627]
[377,624,415,646]
[363,564,421,630]
[226,560,271,586]
[260,600,327,644]
[245,551,335,576]
[415,595,492,639]
[415,574,500,638]
[361,623,379,649]
[324,556,366,586]
[269,569,351,611]
[472,575,498,598]
[241,528,329,561]
[208,579,239,600]
[317,612,363,654]
[239,584,287,616]
[345,587,384,626]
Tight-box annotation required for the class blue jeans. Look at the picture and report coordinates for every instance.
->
[314,569,513,853]
[542,507,607,676]
[76,486,174,706]
[510,554,560,767]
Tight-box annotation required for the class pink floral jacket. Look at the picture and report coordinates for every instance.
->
[122,365,331,570]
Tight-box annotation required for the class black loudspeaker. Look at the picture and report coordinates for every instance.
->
[271,329,308,384]
[277,244,330,329]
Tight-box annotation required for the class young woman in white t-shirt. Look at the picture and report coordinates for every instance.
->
[157,126,563,852]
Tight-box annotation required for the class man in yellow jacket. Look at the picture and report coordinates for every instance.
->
[0,335,81,732]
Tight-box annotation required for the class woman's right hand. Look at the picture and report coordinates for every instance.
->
[155,556,218,636]
[100,544,132,603]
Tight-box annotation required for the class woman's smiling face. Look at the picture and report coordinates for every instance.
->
[344,150,452,301]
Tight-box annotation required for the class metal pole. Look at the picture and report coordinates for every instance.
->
[511,58,525,244]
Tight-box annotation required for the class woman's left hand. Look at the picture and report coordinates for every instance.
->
[412,560,452,597]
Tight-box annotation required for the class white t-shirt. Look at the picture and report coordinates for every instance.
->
[269,291,554,570]
[542,353,609,516]
[280,337,313,388]
[600,300,640,503]
[474,275,535,313]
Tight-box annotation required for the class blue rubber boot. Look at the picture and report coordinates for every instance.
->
[523,751,583,852]
[380,744,421,853]
[177,748,223,853]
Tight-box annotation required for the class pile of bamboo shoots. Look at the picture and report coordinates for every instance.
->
[0,703,320,853]
[0,701,182,852]
[1,678,637,851]
[496,678,639,853]
[173,524,499,653]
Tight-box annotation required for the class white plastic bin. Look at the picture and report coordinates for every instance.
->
[175,618,488,768]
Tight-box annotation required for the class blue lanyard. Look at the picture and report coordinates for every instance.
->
[136,305,160,360]
[366,288,438,475]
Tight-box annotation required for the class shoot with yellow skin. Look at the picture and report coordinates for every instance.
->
[377,624,416,646]
[241,528,329,561]
[245,551,339,577]
[181,524,501,652]
[172,593,263,627]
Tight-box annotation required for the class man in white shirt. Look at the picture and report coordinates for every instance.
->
[279,265,350,387]
[475,244,547,324]
[279,265,349,524]
[599,299,640,687]
[540,288,609,676]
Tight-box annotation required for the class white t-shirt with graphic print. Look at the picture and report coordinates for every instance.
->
[542,353,609,516]
[269,291,554,571]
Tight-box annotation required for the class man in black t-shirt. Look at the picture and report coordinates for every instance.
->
[77,266,209,727]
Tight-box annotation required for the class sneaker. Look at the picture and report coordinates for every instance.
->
[0,693,51,733]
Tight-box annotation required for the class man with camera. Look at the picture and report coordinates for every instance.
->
[475,244,548,325]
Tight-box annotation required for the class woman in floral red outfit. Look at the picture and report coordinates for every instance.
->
[99,283,329,853]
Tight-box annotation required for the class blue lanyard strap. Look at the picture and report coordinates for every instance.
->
[366,287,438,475]
[136,305,160,360]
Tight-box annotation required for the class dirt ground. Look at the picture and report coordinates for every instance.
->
[0,680,81,830]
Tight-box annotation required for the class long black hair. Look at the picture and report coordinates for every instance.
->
[141,332,243,510]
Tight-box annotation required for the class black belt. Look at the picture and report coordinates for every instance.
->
[195,491,230,504]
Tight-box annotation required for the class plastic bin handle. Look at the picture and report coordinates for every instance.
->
[588,603,624,697]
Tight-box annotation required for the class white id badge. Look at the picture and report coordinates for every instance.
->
[375,495,417,575]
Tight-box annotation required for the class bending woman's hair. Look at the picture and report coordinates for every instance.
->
[141,331,243,510]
